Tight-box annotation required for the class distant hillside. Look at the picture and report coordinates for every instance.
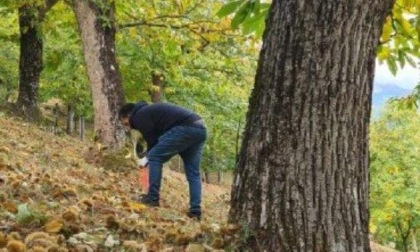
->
[372,84,411,109]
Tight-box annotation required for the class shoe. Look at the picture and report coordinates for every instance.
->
[139,194,160,207]
[187,211,201,221]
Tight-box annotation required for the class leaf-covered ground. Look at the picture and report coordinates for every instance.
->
[0,113,397,252]
[0,114,234,251]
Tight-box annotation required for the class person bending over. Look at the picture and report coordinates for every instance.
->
[119,101,207,220]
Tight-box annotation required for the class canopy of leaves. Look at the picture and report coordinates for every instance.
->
[378,0,420,75]
[41,1,92,118]
[218,0,420,75]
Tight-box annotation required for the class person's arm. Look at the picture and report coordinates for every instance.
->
[143,131,158,151]
[135,131,156,168]
[135,117,157,151]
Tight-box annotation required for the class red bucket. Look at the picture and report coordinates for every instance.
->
[138,168,149,193]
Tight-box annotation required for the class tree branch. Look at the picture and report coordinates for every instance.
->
[185,0,205,15]
[186,65,240,76]
[39,0,60,21]
[118,19,217,29]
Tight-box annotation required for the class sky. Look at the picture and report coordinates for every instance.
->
[373,61,419,92]
[372,61,419,111]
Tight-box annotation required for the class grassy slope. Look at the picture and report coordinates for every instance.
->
[0,114,396,251]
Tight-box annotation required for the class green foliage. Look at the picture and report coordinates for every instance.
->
[40,1,92,118]
[370,104,420,250]
[218,0,420,73]
[216,1,243,17]
[0,0,257,172]
[116,0,257,172]
[389,84,420,110]
[216,0,269,36]
[16,203,47,226]
[0,0,45,9]
[0,0,93,117]
[0,9,19,103]
[377,0,420,75]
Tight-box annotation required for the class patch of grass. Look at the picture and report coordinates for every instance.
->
[15,203,47,227]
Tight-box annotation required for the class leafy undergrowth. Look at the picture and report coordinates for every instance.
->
[0,113,398,252]
[0,114,233,252]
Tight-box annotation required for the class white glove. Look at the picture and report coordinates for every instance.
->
[137,157,149,167]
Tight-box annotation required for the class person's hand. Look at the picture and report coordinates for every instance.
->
[137,157,149,169]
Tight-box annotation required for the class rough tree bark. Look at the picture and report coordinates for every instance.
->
[73,0,125,149]
[16,0,58,120]
[229,1,395,251]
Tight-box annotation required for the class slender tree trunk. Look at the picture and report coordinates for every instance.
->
[413,229,419,252]
[150,71,164,103]
[54,103,60,131]
[396,221,411,252]
[202,171,210,184]
[73,0,125,149]
[16,1,58,120]
[66,104,75,135]
[229,1,395,251]
[217,171,223,185]
[79,116,85,141]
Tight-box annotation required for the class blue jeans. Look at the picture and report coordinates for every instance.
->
[146,124,207,212]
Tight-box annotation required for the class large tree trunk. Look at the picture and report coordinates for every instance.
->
[229,1,395,251]
[16,5,43,120]
[73,0,125,149]
[16,1,58,120]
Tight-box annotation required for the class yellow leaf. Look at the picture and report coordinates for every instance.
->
[62,208,79,222]
[126,202,147,213]
[6,240,26,252]
[381,17,392,42]
[400,18,412,34]
[2,202,18,213]
[384,213,394,221]
[385,199,396,209]
[44,219,64,233]
[129,27,137,38]
[0,231,7,247]
[377,46,390,61]
[370,222,377,233]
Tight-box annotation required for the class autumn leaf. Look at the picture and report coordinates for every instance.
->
[0,146,10,154]
[44,219,64,233]
[2,201,17,213]
[62,208,79,222]
[124,201,147,213]
[6,240,26,252]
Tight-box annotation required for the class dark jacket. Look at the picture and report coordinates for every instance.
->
[129,102,201,150]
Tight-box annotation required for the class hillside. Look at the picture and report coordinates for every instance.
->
[0,114,231,251]
[0,113,397,251]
